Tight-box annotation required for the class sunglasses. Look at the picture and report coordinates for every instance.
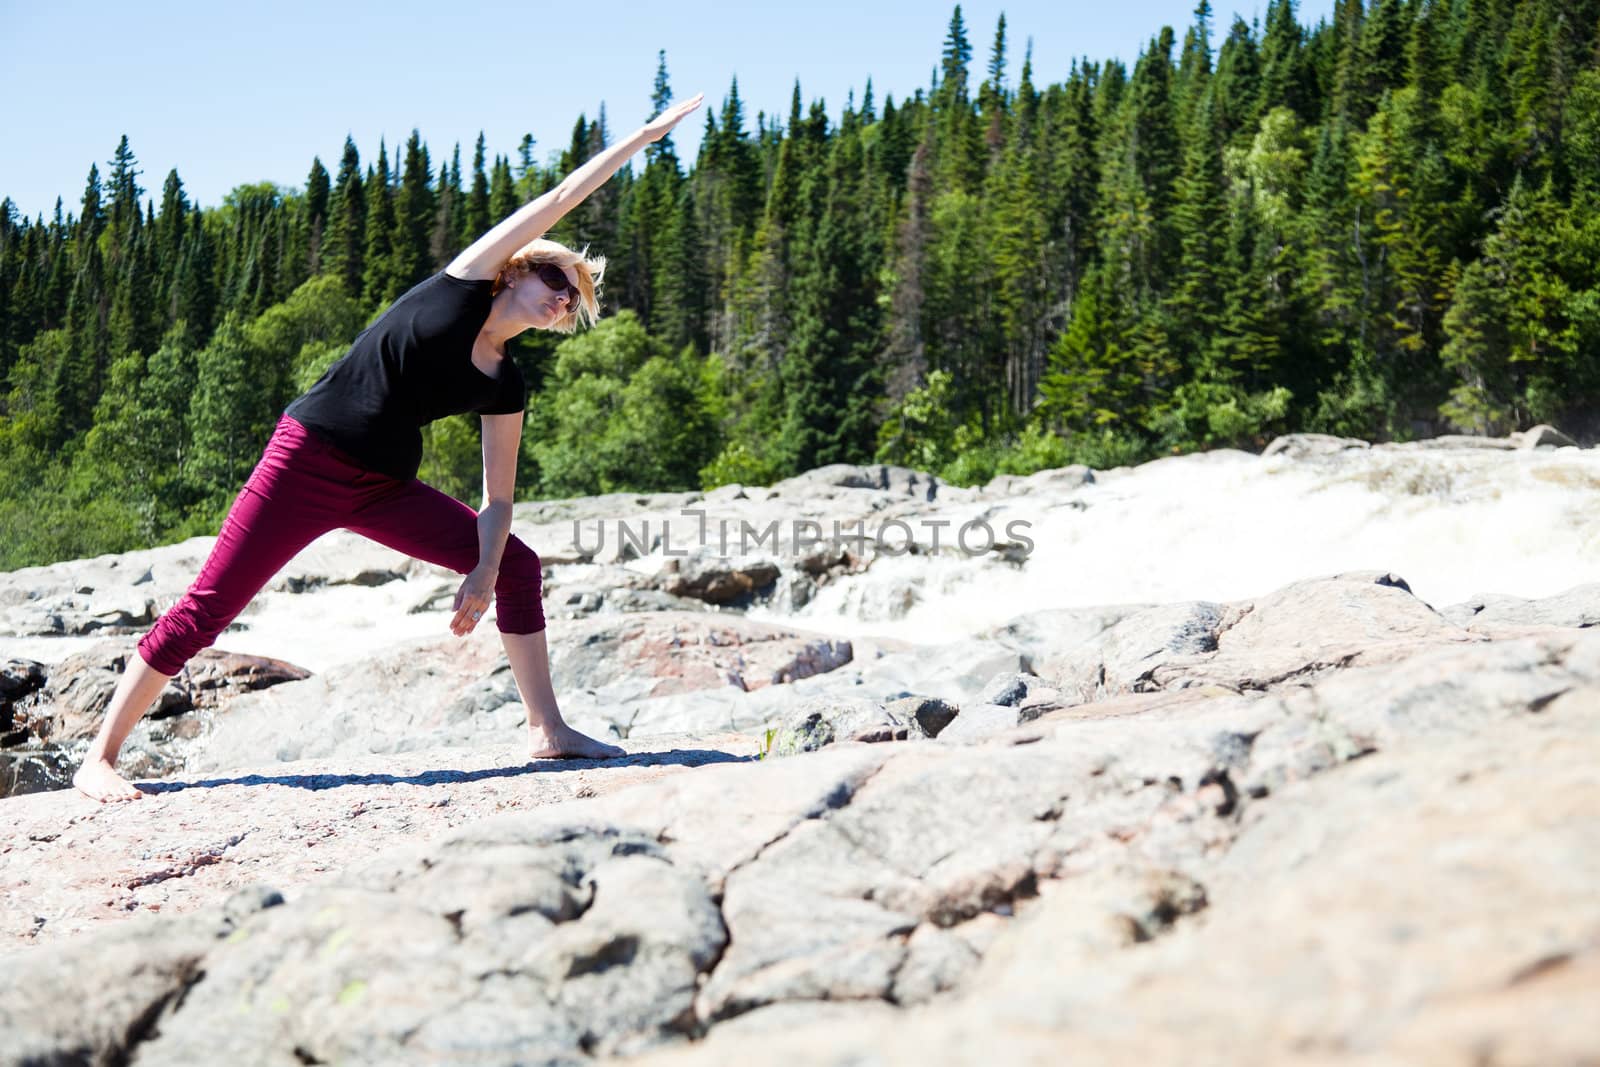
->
[530,262,580,307]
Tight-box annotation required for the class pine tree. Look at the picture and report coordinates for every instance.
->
[59,239,109,436]
[980,14,1010,153]
[778,126,881,471]
[941,6,973,101]
[432,151,463,267]
[107,227,159,361]
[1177,0,1216,132]
[363,140,399,305]
[489,155,519,223]
[1358,0,1409,107]
[304,156,331,276]
[465,133,491,244]
[104,136,143,248]
[1328,0,1366,124]
[173,209,217,343]
[394,130,435,289]
[515,134,539,201]
[1441,176,1588,432]
[1167,87,1227,375]
[325,137,366,296]
[75,164,106,252]
[188,313,269,507]
[155,170,189,278]
[1258,0,1310,120]
[648,50,676,160]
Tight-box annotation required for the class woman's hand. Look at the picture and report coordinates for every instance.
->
[451,565,498,636]
[644,93,705,142]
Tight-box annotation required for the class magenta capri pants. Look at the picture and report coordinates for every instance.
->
[138,415,544,676]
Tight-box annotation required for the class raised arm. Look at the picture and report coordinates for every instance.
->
[447,93,705,281]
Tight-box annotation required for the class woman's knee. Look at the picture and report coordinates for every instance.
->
[137,594,224,675]
[494,537,545,633]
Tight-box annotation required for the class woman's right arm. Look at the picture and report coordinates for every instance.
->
[446,93,705,282]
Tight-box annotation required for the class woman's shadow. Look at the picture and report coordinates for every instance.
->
[135,747,751,794]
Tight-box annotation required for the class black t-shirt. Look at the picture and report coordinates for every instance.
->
[285,272,526,480]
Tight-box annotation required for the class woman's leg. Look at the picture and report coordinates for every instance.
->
[502,629,623,759]
[346,481,622,760]
[76,421,346,801]
[72,656,177,801]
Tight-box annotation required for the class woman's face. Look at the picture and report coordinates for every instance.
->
[509,261,579,329]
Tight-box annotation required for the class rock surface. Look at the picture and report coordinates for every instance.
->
[0,735,752,951]
[2,609,1596,1065]
[1440,583,1600,633]
[3,447,1599,1066]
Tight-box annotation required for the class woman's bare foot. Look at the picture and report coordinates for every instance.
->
[73,758,144,802]
[529,723,625,761]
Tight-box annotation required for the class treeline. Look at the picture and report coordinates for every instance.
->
[3,0,1599,570]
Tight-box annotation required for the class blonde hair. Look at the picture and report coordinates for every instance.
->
[493,237,607,334]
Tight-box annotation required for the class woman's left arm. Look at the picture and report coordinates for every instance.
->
[450,412,524,636]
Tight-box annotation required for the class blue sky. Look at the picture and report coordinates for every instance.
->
[1,0,1336,222]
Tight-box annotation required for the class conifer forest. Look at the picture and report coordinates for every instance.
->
[2,0,1598,569]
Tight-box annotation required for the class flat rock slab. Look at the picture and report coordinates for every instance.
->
[0,732,754,953]
[631,686,1600,1067]
[1,630,1596,1066]
[551,611,853,699]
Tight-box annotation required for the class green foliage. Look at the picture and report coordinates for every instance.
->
[1440,177,1596,433]
[419,415,483,504]
[1150,380,1294,450]
[998,422,1073,473]
[699,441,781,490]
[876,369,963,471]
[187,313,266,511]
[529,312,716,496]
[935,422,1152,487]
[245,273,366,405]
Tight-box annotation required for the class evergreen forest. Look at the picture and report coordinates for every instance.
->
[3,0,1599,570]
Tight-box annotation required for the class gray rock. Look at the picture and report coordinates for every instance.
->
[982,605,1145,675]
[5,629,1599,1066]
[1261,433,1371,459]
[1390,434,1520,451]
[1034,600,1227,701]
[0,658,47,704]
[1441,584,1600,631]
[0,914,220,1067]
[550,611,853,700]
[978,671,1031,707]
[405,580,458,614]
[771,694,963,754]
[768,463,940,501]
[1031,574,1472,702]
[885,696,959,739]
[112,824,727,1065]
[892,924,982,1005]
[982,465,1096,495]
[188,631,510,771]
[5,641,308,775]
[601,588,718,615]
[1519,423,1579,449]
[219,883,285,931]
[1018,464,1096,492]
[264,530,439,593]
[769,698,894,754]
[935,702,1025,744]
[660,552,782,605]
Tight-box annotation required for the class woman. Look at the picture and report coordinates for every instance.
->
[73,93,705,802]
